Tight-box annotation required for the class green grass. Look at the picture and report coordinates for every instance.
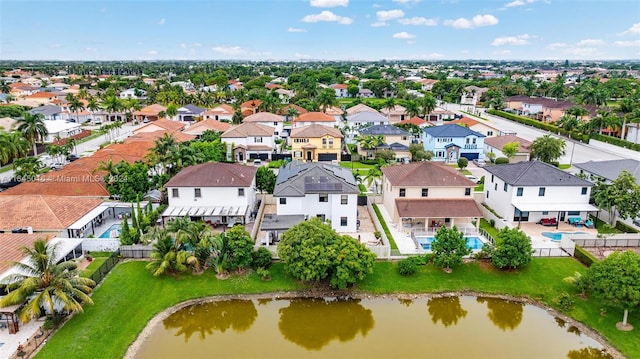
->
[36,259,639,359]
[591,215,622,234]
[474,183,484,192]
[0,164,11,174]
[339,161,376,170]
[559,164,571,170]
[479,218,499,241]
[371,203,398,250]
[79,258,107,278]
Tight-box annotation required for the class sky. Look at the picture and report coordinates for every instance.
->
[1,0,639,61]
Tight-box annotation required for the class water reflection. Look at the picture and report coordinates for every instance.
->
[163,299,257,342]
[427,296,467,327]
[567,347,614,359]
[278,298,374,350]
[476,297,523,331]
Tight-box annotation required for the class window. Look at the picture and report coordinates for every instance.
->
[494,183,498,191]
[317,214,326,221]
[538,187,546,196]
[273,122,278,126]
[542,211,549,215]
[516,187,523,196]
[341,195,348,205]
[322,138,327,145]
[421,188,428,197]
[568,211,580,216]
[486,191,489,199]
[465,188,471,196]
[319,194,328,202]
[503,183,508,192]
[581,187,588,195]
[491,175,494,183]
[172,188,179,198]
[254,137,263,143]
[238,188,245,197]
[340,217,348,226]
[328,138,334,146]
[487,131,494,136]
[194,188,201,198]
[399,188,406,197]
[279,198,286,205]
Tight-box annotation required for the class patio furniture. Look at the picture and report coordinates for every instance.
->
[568,217,584,226]
[584,219,594,229]
[538,218,557,226]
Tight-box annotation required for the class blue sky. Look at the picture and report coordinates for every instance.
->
[1,0,639,61]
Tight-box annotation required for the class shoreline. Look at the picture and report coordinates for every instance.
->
[123,290,624,359]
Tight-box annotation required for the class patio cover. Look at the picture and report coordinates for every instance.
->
[512,203,599,212]
[396,198,483,218]
[162,205,248,218]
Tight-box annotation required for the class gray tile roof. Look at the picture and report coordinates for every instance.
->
[573,159,640,182]
[359,125,410,136]
[484,161,593,187]
[29,105,62,117]
[274,161,358,197]
[346,111,389,123]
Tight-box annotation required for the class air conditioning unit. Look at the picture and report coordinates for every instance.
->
[26,226,33,234]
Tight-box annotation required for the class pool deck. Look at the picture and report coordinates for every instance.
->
[517,222,597,249]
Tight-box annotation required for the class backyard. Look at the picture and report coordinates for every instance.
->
[34,258,638,359]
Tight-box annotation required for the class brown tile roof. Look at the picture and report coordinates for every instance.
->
[221,123,274,138]
[331,84,348,89]
[446,117,480,127]
[240,99,262,109]
[380,105,407,115]
[484,135,532,153]
[0,195,102,231]
[278,104,308,116]
[204,104,234,115]
[398,117,427,126]
[382,162,476,187]
[395,198,482,218]
[26,92,58,98]
[323,106,344,115]
[183,119,231,135]
[295,112,335,122]
[134,118,185,133]
[0,233,55,274]
[346,103,378,115]
[133,104,167,115]
[291,124,343,138]
[165,162,257,188]
[243,112,284,123]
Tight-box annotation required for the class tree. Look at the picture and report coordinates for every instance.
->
[374,149,396,163]
[457,157,468,170]
[490,227,533,270]
[13,157,45,179]
[278,218,375,289]
[418,95,437,118]
[223,225,255,272]
[587,251,640,329]
[103,161,151,202]
[67,94,85,123]
[409,143,428,162]
[431,226,472,273]
[102,95,123,122]
[146,229,196,276]
[0,240,95,322]
[502,142,520,162]
[316,88,338,113]
[591,170,640,225]
[17,112,48,156]
[256,166,277,194]
[529,135,566,164]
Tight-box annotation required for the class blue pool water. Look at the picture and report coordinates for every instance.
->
[541,231,587,241]
[98,224,122,239]
[417,236,485,251]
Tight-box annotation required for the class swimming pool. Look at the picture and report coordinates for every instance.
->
[98,223,122,238]
[416,236,485,251]
[541,231,587,241]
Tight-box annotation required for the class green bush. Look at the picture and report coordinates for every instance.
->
[615,220,639,233]
[556,292,575,312]
[359,159,379,165]
[397,258,418,276]
[255,267,271,280]
[574,245,598,267]
[494,157,509,165]
[372,204,398,250]
[252,247,273,269]
[549,161,560,168]
[591,133,640,151]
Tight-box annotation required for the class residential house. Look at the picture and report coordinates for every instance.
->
[324,106,346,124]
[177,104,205,122]
[483,161,597,224]
[573,159,640,184]
[290,124,343,162]
[358,88,375,98]
[8,82,39,97]
[484,135,532,163]
[358,125,411,161]
[460,86,488,106]
[293,111,336,128]
[381,162,481,233]
[279,104,308,122]
[119,88,147,100]
[162,162,258,226]
[444,117,498,137]
[624,124,640,144]
[182,119,231,137]
[133,104,167,123]
[240,99,262,115]
[274,161,359,233]
[43,120,83,142]
[134,118,193,141]
[275,88,295,103]
[202,104,234,122]
[171,81,195,92]
[380,105,407,123]
[418,79,439,91]
[346,103,378,116]
[344,111,390,143]
[331,84,349,98]
[221,122,275,162]
[24,92,59,105]
[242,112,285,138]
[422,124,485,163]
[29,104,63,121]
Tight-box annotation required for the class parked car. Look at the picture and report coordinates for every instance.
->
[473,159,486,167]
[633,218,640,227]
[465,175,480,183]
[50,162,65,170]
[253,159,262,166]
[67,154,80,162]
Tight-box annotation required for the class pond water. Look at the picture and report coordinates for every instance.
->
[134,296,610,359]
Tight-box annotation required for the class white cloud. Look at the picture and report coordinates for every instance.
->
[85,47,97,52]
[444,14,498,29]
[393,31,415,39]
[157,18,165,25]
[370,21,388,27]
[613,40,640,47]
[620,23,640,35]
[288,27,308,32]
[546,42,568,50]
[393,0,421,4]
[302,11,353,24]
[310,0,348,7]
[504,0,535,7]
[212,46,246,56]
[180,43,202,49]
[377,9,404,21]
[491,34,531,46]
[398,16,437,26]
[294,52,312,59]
[577,39,604,46]
[148,50,158,55]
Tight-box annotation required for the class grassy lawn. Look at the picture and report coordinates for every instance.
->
[479,218,499,241]
[559,164,571,170]
[79,258,107,278]
[371,203,398,250]
[36,259,639,359]
[590,216,622,234]
[339,161,376,170]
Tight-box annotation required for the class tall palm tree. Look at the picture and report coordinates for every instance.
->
[316,88,338,113]
[285,106,300,122]
[0,132,29,165]
[383,97,396,119]
[0,240,95,322]
[146,229,196,276]
[17,112,48,156]
[67,94,85,123]
[86,96,101,119]
[619,97,637,140]
[102,95,123,122]
[418,95,437,118]
[77,88,89,100]
[404,100,420,118]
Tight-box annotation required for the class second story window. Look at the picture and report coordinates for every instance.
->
[465,188,471,196]
[399,188,406,197]
[581,187,588,195]
[538,187,546,197]
[422,188,428,197]
[279,198,286,205]
[172,188,179,198]
[194,188,201,198]
[319,193,328,202]
[503,183,508,192]
[516,187,523,196]
[341,195,348,205]
[238,188,245,197]
[254,137,263,143]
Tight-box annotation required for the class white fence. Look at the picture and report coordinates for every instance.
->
[479,204,512,231]
[573,235,640,248]
[82,238,120,252]
[365,201,391,258]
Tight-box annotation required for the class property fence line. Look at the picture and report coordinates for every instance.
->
[250,196,266,241]
[120,245,152,258]
[366,201,391,258]
[478,228,496,246]
[573,237,640,247]
[532,247,571,257]
[88,251,120,285]
[82,238,120,252]
[479,204,512,231]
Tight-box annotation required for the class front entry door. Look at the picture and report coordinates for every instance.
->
[306,151,312,161]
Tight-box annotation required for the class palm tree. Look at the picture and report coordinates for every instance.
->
[418,95,437,118]
[619,97,637,139]
[0,132,29,166]
[67,94,85,123]
[102,95,123,122]
[17,112,48,156]
[165,104,178,120]
[86,96,101,120]
[285,106,300,122]
[0,240,95,322]
[77,88,89,100]
[146,229,197,276]
[404,100,420,118]
[383,97,396,119]
[0,81,10,94]
[363,165,383,193]
[316,88,338,113]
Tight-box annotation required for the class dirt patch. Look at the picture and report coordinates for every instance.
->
[583,246,640,260]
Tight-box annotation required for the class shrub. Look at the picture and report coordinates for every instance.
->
[556,292,575,312]
[255,267,271,280]
[474,243,494,260]
[549,161,560,168]
[615,220,639,233]
[490,219,496,227]
[491,227,532,270]
[252,247,273,269]
[494,157,509,165]
[574,245,598,267]
[397,258,418,276]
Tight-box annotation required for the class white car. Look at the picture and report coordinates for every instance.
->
[473,159,486,167]
[465,175,480,183]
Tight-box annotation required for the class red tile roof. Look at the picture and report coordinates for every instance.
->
[0,233,55,274]
[395,198,482,218]
[0,195,102,231]
[165,162,257,187]
[398,117,427,126]
[183,119,231,134]
[382,162,476,187]
[446,117,480,127]
[295,112,335,122]
[243,112,284,123]
[484,135,532,153]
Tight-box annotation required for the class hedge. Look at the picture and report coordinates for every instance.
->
[574,245,598,267]
[371,203,398,250]
[591,133,640,152]
[615,220,639,233]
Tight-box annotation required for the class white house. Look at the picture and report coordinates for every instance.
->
[221,122,276,162]
[242,112,285,138]
[162,162,258,226]
[460,86,488,106]
[119,88,146,100]
[483,161,597,224]
[273,162,359,233]
[330,84,349,98]
[203,104,234,122]
[344,111,390,131]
